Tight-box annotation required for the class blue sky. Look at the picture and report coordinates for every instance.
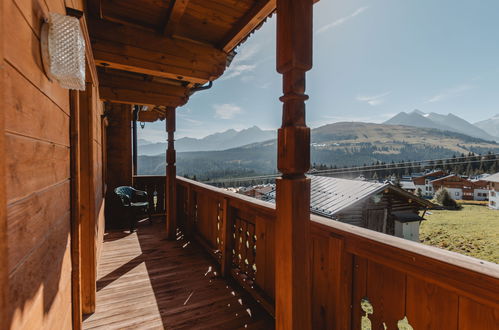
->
[139,0,499,142]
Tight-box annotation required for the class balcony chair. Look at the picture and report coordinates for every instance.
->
[114,186,152,232]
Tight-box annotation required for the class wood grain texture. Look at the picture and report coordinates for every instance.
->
[7,181,70,273]
[221,0,275,52]
[0,0,7,325]
[88,18,227,84]
[166,107,177,239]
[4,63,69,145]
[70,90,83,330]
[82,221,274,329]
[406,275,458,329]
[104,103,132,229]
[458,297,499,330]
[163,0,190,36]
[98,71,189,107]
[5,133,70,204]
[176,178,499,329]
[4,0,69,111]
[275,0,313,328]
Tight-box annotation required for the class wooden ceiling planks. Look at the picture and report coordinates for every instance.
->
[220,0,275,52]
[100,0,172,31]
[89,18,227,83]
[88,0,277,114]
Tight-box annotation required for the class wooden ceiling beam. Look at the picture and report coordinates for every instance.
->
[88,18,227,84]
[98,71,190,107]
[220,0,275,53]
[163,0,190,36]
[138,111,165,122]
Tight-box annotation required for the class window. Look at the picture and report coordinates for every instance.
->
[455,192,459,196]
[491,191,496,197]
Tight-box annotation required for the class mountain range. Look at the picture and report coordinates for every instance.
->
[138,122,499,178]
[474,114,499,138]
[139,126,275,155]
[383,110,499,142]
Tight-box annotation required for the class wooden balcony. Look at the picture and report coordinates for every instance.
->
[83,216,273,329]
[85,175,499,329]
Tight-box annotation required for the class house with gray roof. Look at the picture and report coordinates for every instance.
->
[264,175,434,241]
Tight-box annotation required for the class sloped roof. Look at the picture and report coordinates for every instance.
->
[400,181,416,190]
[486,172,499,183]
[264,175,432,218]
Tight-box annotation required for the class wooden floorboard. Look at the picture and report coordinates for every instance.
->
[83,220,274,330]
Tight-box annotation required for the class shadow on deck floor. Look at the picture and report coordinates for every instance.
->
[83,219,274,330]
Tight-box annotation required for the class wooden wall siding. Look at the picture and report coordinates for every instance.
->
[0,0,7,326]
[1,0,106,327]
[175,177,499,330]
[104,102,132,229]
[2,0,73,328]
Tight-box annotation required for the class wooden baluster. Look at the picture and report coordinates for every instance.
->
[275,0,313,328]
[220,198,234,277]
[184,183,193,237]
[166,107,177,239]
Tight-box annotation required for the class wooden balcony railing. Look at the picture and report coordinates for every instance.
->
[176,176,499,329]
[133,175,499,327]
[133,175,166,216]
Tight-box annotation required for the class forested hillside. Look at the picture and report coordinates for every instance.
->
[138,122,499,180]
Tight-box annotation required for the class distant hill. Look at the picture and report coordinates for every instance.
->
[475,114,499,138]
[138,122,499,178]
[139,126,276,155]
[384,110,497,142]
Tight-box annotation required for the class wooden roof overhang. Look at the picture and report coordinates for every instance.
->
[86,0,276,120]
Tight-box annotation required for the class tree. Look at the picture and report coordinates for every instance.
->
[434,187,461,210]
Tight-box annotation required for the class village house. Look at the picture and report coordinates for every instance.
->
[412,170,448,197]
[430,174,476,200]
[265,176,433,242]
[471,178,490,201]
[486,173,499,209]
[412,171,490,201]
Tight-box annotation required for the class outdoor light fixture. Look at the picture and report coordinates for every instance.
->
[41,13,86,90]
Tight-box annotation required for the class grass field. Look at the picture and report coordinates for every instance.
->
[420,204,499,264]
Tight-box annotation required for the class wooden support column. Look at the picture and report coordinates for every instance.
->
[166,107,177,239]
[275,0,313,329]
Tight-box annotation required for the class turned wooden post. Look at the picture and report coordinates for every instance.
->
[275,0,313,328]
[166,107,177,239]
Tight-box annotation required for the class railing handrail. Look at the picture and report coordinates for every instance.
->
[176,176,276,217]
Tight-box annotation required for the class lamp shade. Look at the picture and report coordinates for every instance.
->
[41,13,86,91]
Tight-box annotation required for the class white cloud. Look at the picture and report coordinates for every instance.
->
[222,43,262,81]
[213,104,244,119]
[426,84,474,103]
[356,91,391,106]
[316,6,369,34]
[181,117,203,126]
[222,64,257,80]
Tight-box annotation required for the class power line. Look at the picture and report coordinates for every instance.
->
[203,153,499,184]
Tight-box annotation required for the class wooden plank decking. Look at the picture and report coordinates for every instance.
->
[83,220,274,329]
